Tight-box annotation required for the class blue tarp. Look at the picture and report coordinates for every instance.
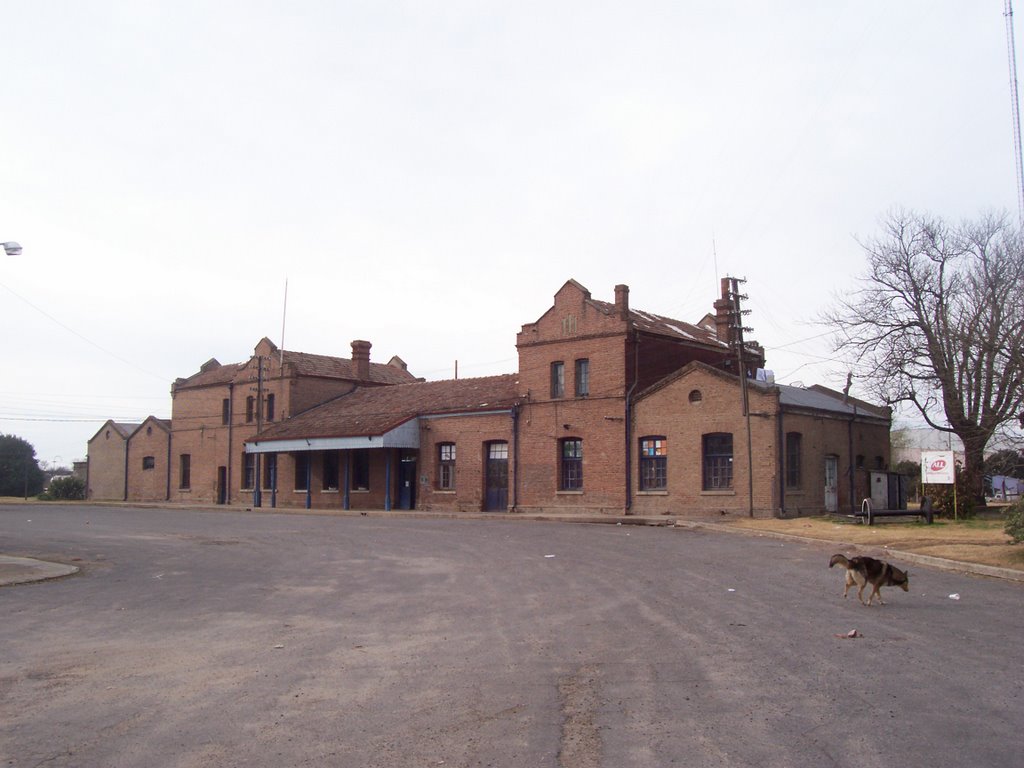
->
[990,475,1021,499]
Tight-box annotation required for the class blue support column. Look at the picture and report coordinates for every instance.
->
[305,454,312,510]
[343,452,350,510]
[254,454,262,508]
[270,457,277,508]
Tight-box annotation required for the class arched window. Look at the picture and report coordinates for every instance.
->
[688,389,703,403]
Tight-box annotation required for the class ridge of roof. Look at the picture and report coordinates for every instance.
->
[588,298,730,348]
[174,347,418,389]
[89,419,142,442]
[281,349,419,385]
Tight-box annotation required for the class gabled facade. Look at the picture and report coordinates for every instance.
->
[86,420,139,501]
[167,337,418,505]
[511,279,765,514]
[630,363,891,517]
[125,417,171,501]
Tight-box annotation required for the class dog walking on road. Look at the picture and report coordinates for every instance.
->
[829,554,909,607]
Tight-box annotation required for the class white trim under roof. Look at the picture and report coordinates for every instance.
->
[246,418,420,453]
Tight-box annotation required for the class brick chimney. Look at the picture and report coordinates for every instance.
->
[614,284,630,320]
[713,278,735,344]
[351,340,371,381]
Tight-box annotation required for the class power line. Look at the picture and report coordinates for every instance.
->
[0,280,170,383]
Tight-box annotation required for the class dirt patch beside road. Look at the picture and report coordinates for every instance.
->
[725,516,1024,571]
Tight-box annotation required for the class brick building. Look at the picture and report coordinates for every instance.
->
[631,363,890,517]
[112,336,418,505]
[91,278,891,517]
[243,279,891,518]
[86,420,140,500]
[125,416,172,502]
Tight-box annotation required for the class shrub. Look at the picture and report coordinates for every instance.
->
[923,480,978,520]
[41,476,86,501]
[1005,500,1024,545]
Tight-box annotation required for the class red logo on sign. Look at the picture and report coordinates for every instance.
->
[930,459,947,472]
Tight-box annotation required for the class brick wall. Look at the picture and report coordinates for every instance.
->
[126,420,170,501]
[516,283,633,513]
[778,410,891,515]
[86,424,128,501]
[417,412,515,513]
[632,365,781,518]
[165,350,354,505]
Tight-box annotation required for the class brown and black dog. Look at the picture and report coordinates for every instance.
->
[829,554,909,607]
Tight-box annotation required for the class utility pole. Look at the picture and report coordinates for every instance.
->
[1006,0,1024,225]
[728,277,756,518]
[254,356,263,508]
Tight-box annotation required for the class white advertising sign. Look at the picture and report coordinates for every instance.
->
[921,450,956,484]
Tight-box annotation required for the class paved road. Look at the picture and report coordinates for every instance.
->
[1,504,1022,768]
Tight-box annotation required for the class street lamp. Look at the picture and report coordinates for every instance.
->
[2,241,22,256]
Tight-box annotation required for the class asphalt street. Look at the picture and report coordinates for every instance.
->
[1,504,1022,768]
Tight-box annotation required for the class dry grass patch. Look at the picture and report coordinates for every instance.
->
[726,516,1024,572]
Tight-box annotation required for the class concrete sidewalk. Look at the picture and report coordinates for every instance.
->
[0,555,78,587]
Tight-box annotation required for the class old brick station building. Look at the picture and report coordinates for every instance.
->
[90,279,891,518]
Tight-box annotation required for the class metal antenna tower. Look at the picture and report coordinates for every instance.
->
[1005,0,1024,225]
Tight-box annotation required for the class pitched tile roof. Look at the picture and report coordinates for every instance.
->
[283,350,418,385]
[174,349,418,389]
[173,361,244,389]
[252,374,522,442]
[129,418,172,437]
[89,420,140,442]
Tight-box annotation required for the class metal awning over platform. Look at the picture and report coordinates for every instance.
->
[246,418,420,454]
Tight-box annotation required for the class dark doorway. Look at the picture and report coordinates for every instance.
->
[484,441,509,511]
[216,466,227,505]
[397,451,417,510]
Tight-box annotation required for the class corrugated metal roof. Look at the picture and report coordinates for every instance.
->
[772,382,888,420]
[587,298,730,348]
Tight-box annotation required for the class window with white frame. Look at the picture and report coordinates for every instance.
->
[438,443,456,490]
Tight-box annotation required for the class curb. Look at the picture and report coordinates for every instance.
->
[673,519,1024,583]
[0,556,79,587]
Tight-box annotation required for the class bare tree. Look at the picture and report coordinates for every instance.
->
[825,211,1024,505]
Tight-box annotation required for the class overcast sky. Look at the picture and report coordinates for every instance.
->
[1,2,1020,466]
